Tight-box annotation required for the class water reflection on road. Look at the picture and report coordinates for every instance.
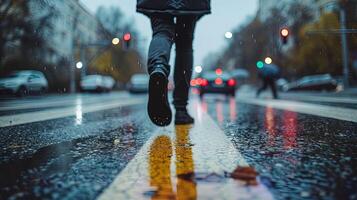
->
[203,95,357,200]
[149,125,196,200]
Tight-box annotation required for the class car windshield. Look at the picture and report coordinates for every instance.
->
[6,74,20,78]
[202,72,230,80]
[83,75,101,81]
[299,74,332,83]
[1,72,28,78]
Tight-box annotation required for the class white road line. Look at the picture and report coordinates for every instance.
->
[282,95,357,104]
[0,98,145,128]
[98,102,274,200]
[237,97,357,123]
[0,92,130,111]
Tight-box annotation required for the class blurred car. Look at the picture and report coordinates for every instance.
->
[127,74,149,93]
[276,78,288,91]
[196,69,237,98]
[283,74,338,92]
[80,75,115,92]
[0,70,48,96]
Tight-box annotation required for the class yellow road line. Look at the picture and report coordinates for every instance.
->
[98,101,274,200]
[0,98,145,128]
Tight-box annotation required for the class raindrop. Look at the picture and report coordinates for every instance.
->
[114,139,120,145]
[300,191,310,198]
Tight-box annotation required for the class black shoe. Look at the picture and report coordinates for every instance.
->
[175,110,194,125]
[148,68,172,127]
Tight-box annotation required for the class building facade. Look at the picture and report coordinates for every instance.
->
[29,0,109,65]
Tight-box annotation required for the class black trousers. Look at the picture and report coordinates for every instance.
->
[256,78,278,99]
[148,14,198,110]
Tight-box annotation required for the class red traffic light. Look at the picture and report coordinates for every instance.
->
[280,28,289,37]
[123,33,131,41]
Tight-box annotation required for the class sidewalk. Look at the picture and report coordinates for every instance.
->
[336,87,357,97]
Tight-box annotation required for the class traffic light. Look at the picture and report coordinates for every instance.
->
[256,61,264,69]
[123,33,131,49]
[280,28,289,45]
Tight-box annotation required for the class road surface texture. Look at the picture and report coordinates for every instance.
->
[0,91,356,200]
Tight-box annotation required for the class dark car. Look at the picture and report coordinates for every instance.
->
[283,74,338,92]
[197,69,237,98]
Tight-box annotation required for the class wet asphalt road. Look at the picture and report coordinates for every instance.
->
[0,91,356,200]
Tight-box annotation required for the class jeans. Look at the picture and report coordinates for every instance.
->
[148,14,198,110]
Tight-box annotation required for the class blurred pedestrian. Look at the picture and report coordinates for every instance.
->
[137,0,211,126]
[256,64,280,99]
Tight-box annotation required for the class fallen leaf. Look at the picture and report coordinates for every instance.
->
[230,166,259,185]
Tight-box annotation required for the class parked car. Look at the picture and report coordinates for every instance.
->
[276,78,288,91]
[0,70,48,96]
[283,74,338,92]
[80,75,115,92]
[197,69,237,98]
[127,74,149,93]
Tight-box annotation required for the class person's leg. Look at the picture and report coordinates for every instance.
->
[173,16,198,124]
[147,15,175,126]
[269,79,278,99]
[147,15,175,76]
[256,79,268,97]
[173,16,197,110]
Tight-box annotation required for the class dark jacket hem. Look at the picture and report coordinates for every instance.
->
[137,8,211,16]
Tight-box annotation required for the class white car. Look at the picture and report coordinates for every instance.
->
[80,75,115,92]
[128,74,149,93]
[0,70,48,96]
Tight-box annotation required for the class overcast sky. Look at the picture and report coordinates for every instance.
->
[80,0,258,69]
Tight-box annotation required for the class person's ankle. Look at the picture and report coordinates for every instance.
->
[175,106,187,112]
[150,64,169,77]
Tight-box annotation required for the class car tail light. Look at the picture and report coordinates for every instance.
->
[227,79,236,87]
[190,79,197,87]
[215,78,223,85]
[201,79,209,87]
[196,78,203,85]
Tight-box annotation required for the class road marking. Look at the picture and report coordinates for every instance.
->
[237,97,357,123]
[0,98,145,128]
[282,95,357,104]
[98,101,274,200]
[0,92,130,111]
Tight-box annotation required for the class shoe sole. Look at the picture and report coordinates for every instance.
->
[148,72,172,127]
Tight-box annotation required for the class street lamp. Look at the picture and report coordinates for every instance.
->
[225,31,233,39]
[280,28,289,44]
[195,65,203,73]
[76,61,83,69]
[112,38,120,45]
[265,57,273,65]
